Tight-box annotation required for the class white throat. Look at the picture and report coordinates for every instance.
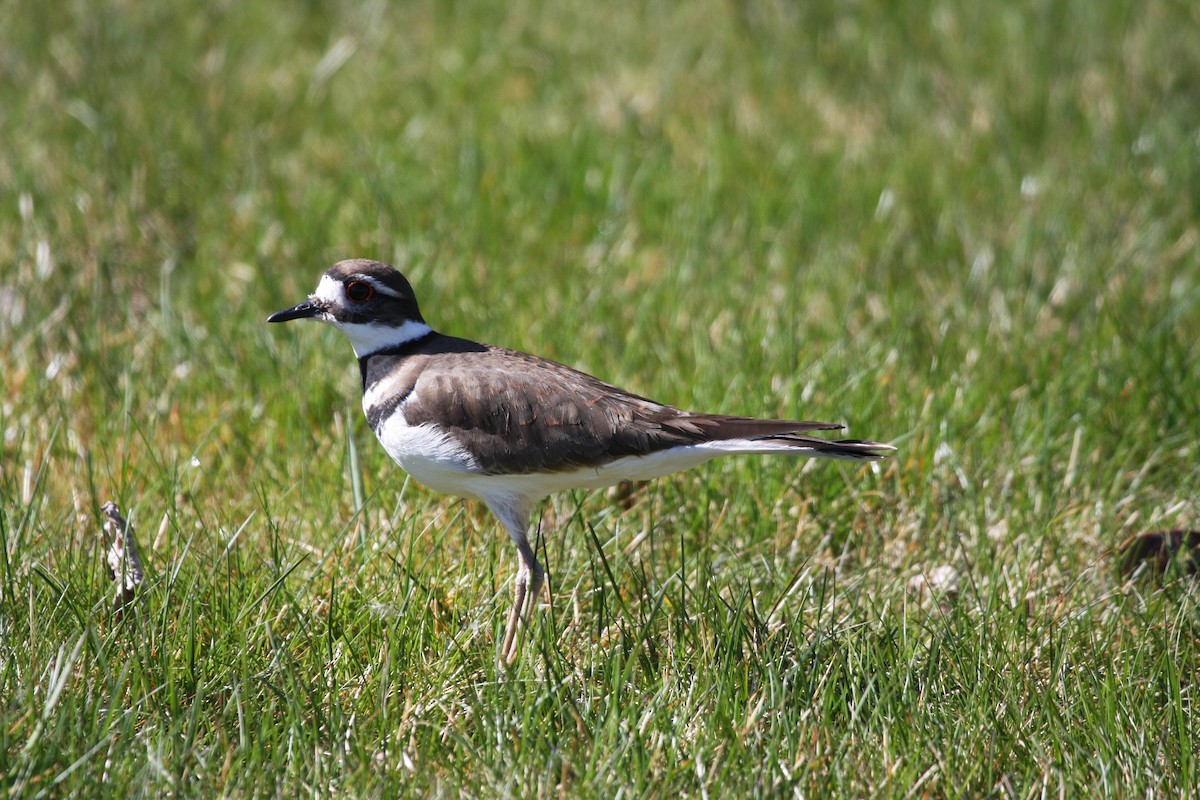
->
[334,319,432,358]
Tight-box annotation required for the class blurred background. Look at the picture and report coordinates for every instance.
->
[5,0,1195,498]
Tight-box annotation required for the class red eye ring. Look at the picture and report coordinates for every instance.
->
[345,280,374,303]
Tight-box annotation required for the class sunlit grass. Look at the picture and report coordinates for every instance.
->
[2,0,1198,796]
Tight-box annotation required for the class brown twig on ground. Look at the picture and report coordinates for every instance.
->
[100,501,145,611]
[1117,529,1200,577]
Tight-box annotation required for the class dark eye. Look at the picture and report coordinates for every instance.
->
[345,281,373,303]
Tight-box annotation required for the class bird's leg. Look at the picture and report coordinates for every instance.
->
[485,495,541,666]
[526,547,545,626]
[501,536,542,664]
[502,567,526,665]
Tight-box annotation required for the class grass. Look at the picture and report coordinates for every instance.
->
[2,0,1198,795]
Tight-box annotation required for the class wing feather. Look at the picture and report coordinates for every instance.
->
[394,343,887,475]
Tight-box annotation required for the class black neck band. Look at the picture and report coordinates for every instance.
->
[357,329,436,391]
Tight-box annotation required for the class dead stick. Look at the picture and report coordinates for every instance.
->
[100,501,144,612]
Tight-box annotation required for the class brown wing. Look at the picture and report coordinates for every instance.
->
[397,343,850,475]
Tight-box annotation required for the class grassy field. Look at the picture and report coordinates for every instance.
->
[2,0,1198,796]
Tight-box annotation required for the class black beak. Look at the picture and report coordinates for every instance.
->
[267,300,321,323]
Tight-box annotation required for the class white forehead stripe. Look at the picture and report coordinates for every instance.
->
[312,273,403,302]
[312,274,343,305]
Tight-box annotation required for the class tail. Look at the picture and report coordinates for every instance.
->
[666,414,894,461]
[754,433,895,461]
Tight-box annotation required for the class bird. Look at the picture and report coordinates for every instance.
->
[268,259,893,663]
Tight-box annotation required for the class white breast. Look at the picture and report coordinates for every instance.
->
[371,403,485,497]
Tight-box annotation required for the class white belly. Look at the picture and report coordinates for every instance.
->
[373,413,485,497]
[371,408,731,503]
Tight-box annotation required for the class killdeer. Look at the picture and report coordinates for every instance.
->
[269,259,893,663]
